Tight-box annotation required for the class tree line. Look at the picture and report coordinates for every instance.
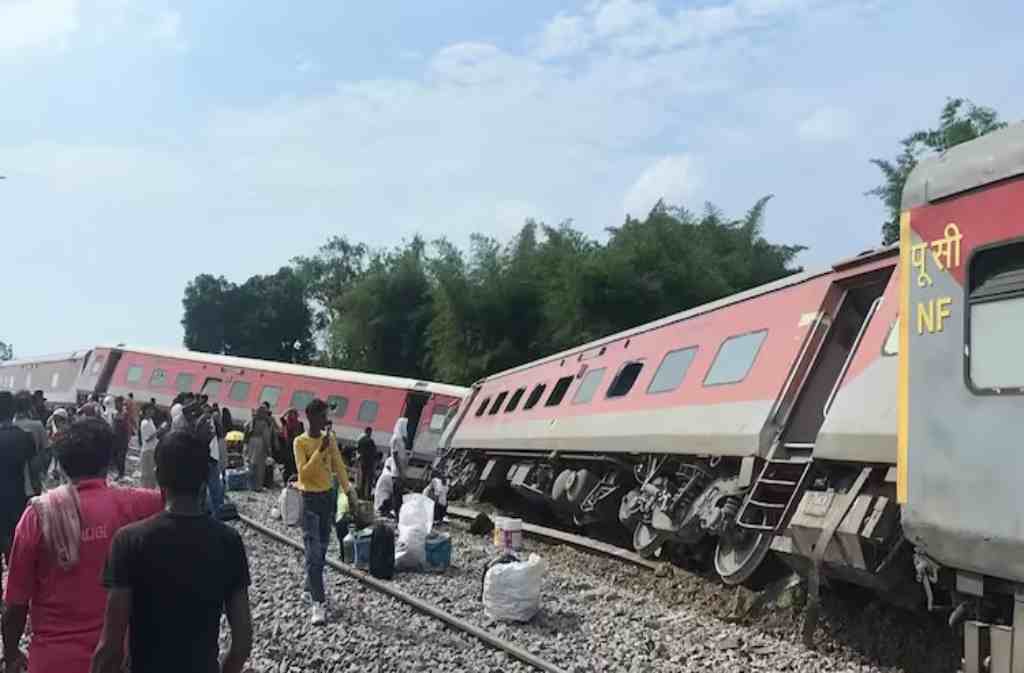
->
[184,198,804,385]
[182,97,1008,384]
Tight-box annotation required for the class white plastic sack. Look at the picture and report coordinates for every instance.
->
[482,554,547,622]
[395,493,435,570]
[279,485,303,527]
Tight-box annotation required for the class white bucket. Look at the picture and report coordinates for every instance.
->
[493,517,523,551]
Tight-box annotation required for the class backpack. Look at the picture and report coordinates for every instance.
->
[369,523,395,580]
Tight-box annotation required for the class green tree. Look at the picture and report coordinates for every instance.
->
[327,237,433,378]
[182,268,314,363]
[233,267,316,363]
[869,97,1006,245]
[0,341,12,361]
[292,236,367,344]
[182,275,235,354]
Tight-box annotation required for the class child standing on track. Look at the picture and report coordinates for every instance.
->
[292,398,356,625]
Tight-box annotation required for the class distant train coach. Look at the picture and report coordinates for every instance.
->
[1,346,468,479]
[440,120,1024,666]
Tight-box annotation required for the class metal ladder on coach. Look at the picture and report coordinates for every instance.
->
[736,442,815,532]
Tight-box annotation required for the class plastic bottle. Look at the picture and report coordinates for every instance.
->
[342,530,355,564]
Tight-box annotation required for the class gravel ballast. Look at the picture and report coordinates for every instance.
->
[227,487,957,673]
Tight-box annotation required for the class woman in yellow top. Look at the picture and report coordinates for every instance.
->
[292,398,356,625]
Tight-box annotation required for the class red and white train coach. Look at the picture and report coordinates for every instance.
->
[442,245,903,592]
[2,346,468,473]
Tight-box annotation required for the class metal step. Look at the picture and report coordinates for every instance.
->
[747,498,786,510]
[758,478,798,487]
[736,445,815,533]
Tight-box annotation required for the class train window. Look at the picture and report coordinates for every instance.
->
[149,369,167,387]
[126,365,144,384]
[229,381,251,402]
[607,362,644,398]
[967,241,1024,392]
[25,372,32,389]
[573,368,606,404]
[50,372,60,389]
[475,397,491,417]
[882,318,900,357]
[429,404,449,432]
[523,384,547,410]
[290,390,315,412]
[489,391,509,415]
[175,373,195,393]
[328,396,349,418]
[357,400,379,423]
[546,376,575,406]
[647,347,698,394]
[90,357,105,375]
[259,385,282,410]
[703,330,768,386]
[201,378,222,398]
[505,387,527,412]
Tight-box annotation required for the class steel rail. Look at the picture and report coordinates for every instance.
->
[447,505,661,572]
[237,514,567,673]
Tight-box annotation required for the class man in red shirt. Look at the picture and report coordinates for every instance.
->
[1,418,163,673]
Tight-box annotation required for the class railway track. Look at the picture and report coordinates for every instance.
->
[446,505,660,572]
[238,513,567,673]
[232,489,951,673]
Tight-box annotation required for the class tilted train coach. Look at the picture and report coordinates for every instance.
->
[1,346,467,478]
[442,120,1024,665]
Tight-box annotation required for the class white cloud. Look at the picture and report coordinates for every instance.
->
[537,0,854,56]
[535,12,591,59]
[797,105,856,143]
[624,155,702,218]
[0,0,79,52]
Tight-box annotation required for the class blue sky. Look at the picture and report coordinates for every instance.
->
[3,0,1022,358]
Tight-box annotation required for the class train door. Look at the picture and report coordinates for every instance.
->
[402,391,430,448]
[778,268,892,449]
[724,261,894,585]
[401,391,432,484]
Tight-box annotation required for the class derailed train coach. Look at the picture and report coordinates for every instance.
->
[2,346,468,481]
[440,120,1024,649]
[900,123,1024,670]
[441,241,906,591]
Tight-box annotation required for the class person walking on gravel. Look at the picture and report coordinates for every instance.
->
[2,418,164,673]
[244,407,274,492]
[90,430,252,673]
[356,426,376,500]
[293,398,356,625]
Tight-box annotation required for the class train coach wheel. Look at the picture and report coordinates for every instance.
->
[618,488,643,529]
[633,522,665,558]
[448,455,482,502]
[714,524,777,589]
[565,469,597,510]
[550,469,574,504]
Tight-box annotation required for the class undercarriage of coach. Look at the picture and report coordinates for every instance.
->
[443,448,771,579]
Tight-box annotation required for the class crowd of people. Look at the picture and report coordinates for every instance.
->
[0,389,252,673]
[0,386,445,671]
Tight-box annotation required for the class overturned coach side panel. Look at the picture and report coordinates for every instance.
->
[450,269,839,460]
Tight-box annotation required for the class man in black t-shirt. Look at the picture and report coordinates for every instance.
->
[0,392,34,570]
[90,431,253,673]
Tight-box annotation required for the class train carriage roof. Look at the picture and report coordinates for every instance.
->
[110,346,469,399]
[903,121,1024,210]
[475,245,897,386]
[0,350,91,367]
